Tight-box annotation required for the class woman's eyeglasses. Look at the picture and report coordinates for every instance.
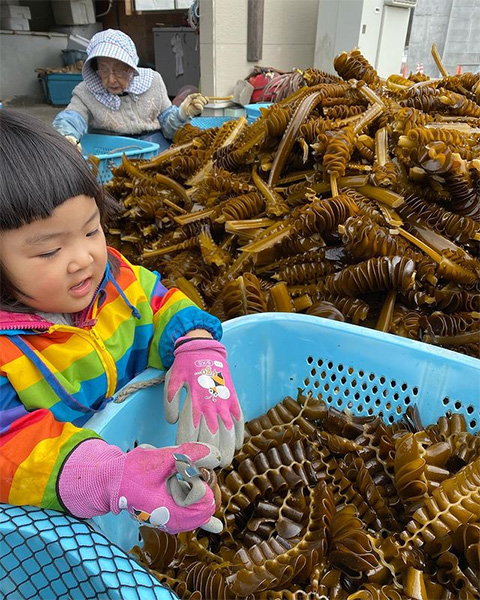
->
[97,67,131,78]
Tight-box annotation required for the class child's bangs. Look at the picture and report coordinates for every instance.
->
[0,109,112,231]
[1,144,100,231]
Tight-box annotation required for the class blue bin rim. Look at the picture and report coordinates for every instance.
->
[81,134,160,161]
[85,311,479,436]
[39,72,83,79]
[224,313,480,369]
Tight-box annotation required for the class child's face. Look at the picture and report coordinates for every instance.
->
[0,195,108,315]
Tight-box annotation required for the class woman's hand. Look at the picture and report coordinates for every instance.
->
[65,135,83,153]
[179,93,208,119]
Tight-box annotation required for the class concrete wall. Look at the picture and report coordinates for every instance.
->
[442,0,480,74]
[199,0,319,96]
[0,30,67,102]
[407,0,480,77]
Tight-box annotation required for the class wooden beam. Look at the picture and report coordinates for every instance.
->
[247,0,264,62]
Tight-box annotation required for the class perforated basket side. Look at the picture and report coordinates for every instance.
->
[222,314,480,434]
[96,148,159,184]
[190,116,234,129]
[81,135,160,184]
[0,504,177,600]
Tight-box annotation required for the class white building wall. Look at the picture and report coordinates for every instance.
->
[199,0,320,96]
[0,30,67,102]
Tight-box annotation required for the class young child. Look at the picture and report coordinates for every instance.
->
[0,109,243,535]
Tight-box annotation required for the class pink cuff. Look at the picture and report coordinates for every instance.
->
[58,439,125,518]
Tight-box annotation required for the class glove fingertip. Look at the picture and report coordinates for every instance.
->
[235,419,246,450]
[189,442,222,468]
[163,378,184,424]
[200,516,223,534]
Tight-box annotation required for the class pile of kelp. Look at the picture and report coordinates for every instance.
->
[131,392,480,599]
[104,47,480,358]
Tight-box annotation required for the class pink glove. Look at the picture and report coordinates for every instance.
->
[164,337,244,467]
[59,439,222,534]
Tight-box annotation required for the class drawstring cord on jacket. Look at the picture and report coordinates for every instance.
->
[113,374,165,404]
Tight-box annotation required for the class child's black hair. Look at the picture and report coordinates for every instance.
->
[0,108,117,230]
[0,108,119,312]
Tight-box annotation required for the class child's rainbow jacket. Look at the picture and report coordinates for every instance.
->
[0,248,221,511]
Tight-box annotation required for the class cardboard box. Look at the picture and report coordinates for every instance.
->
[0,4,31,19]
[0,17,30,30]
[51,0,95,26]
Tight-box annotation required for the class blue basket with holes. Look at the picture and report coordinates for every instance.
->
[245,102,272,121]
[81,134,160,185]
[1,314,479,599]
[190,116,235,129]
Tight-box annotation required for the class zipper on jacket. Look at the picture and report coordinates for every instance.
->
[51,325,118,398]
[88,327,118,397]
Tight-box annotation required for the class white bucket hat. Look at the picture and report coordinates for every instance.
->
[83,29,153,110]
[84,29,140,75]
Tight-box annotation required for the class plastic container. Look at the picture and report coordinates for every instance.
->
[0,4,31,19]
[1,314,479,598]
[190,116,234,129]
[39,73,83,106]
[90,314,480,550]
[51,0,95,26]
[244,102,272,120]
[81,134,160,184]
[61,48,87,66]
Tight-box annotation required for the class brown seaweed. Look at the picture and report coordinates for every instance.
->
[131,394,480,599]
[105,49,480,360]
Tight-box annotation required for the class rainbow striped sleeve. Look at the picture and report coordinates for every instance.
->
[0,376,100,510]
[126,261,222,370]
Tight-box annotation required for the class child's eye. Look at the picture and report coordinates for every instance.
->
[86,228,99,237]
[38,249,59,259]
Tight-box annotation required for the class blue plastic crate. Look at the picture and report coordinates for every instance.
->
[61,49,87,66]
[0,504,174,600]
[39,73,83,107]
[190,116,234,129]
[81,134,160,184]
[88,313,479,549]
[1,314,479,598]
[244,102,273,120]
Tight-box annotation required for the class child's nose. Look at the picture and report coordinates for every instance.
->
[69,249,94,272]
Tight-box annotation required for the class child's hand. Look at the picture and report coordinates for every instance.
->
[164,337,245,467]
[58,440,222,534]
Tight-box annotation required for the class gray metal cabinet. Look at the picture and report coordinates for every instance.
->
[153,27,200,96]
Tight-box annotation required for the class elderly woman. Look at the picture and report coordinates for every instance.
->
[53,29,207,151]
